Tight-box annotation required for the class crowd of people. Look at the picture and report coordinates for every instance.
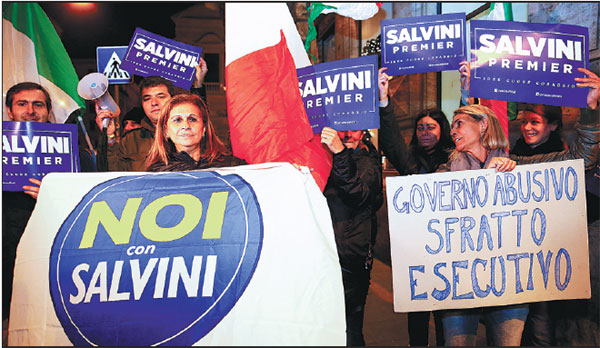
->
[3,51,599,346]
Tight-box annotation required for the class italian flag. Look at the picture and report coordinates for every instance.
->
[225,3,332,191]
[3,2,84,123]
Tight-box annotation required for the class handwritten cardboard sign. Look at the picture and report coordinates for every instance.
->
[120,28,203,89]
[386,160,590,312]
[297,55,379,133]
[381,13,466,75]
[470,20,589,108]
[2,121,79,191]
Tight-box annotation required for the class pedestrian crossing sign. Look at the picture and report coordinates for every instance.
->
[96,46,132,84]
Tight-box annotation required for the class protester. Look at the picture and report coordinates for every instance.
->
[433,104,523,346]
[436,71,599,344]
[2,82,49,324]
[121,106,144,134]
[458,64,598,168]
[146,93,245,171]
[320,126,383,346]
[3,82,110,329]
[512,104,565,156]
[378,67,452,345]
[97,58,209,171]
[512,68,600,346]
[508,103,564,346]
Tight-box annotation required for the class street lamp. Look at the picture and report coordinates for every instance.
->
[65,3,97,14]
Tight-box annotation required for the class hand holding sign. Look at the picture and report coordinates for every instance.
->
[22,178,42,199]
[459,61,471,91]
[378,67,390,102]
[321,126,345,154]
[486,156,516,172]
[297,55,379,133]
[121,28,203,89]
[193,57,208,88]
[575,68,600,110]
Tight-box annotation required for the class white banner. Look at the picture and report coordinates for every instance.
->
[9,163,346,346]
[387,159,590,312]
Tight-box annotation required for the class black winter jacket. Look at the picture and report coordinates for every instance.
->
[324,140,383,272]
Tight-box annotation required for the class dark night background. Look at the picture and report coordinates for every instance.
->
[39,2,196,59]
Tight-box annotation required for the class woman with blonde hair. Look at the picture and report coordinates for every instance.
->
[436,104,525,346]
[438,104,513,172]
[437,73,600,344]
[146,94,245,171]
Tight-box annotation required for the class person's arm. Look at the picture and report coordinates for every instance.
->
[459,61,476,106]
[321,127,381,208]
[94,102,119,143]
[378,67,410,175]
[191,57,208,104]
[93,103,121,171]
[107,139,133,171]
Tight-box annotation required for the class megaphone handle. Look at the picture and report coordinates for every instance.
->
[102,117,110,129]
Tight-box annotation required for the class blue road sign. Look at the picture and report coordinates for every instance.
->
[97,46,132,84]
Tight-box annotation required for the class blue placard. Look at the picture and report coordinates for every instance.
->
[49,171,263,346]
[120,28,203,90]
[381,13,466,76]
[2,121,80,191]
[470,20,589,108]
[297,55,379,133]
[96,46,132,84]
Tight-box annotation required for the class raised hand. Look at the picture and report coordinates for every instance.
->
[193,57,209,88]
[378,67,390,102]
[321,126,345,154]
[575,67,600,110]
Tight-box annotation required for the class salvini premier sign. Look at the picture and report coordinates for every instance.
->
[381,13,466,75]
[121,27,203,89]
[470,20,589,107]
[297,55,379,133]
[386,160,590,312]
[2,121,79,191]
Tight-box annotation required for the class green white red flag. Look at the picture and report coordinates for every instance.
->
[225,3,332,191]
[2,2,84,123]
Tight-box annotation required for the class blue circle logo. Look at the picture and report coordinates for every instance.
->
[49,171,263,346]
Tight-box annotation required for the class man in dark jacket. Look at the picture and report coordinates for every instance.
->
[2,82,51,323]
[321,126,383,346]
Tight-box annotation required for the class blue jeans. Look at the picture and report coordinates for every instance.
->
[441,304,529,346]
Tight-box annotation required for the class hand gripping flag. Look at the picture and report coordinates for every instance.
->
[225,3,332,191]
[2,3,84,123]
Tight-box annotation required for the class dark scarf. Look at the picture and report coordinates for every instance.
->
[511,131,564,156]
[410,145,452,174]
[147,151,245,172]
